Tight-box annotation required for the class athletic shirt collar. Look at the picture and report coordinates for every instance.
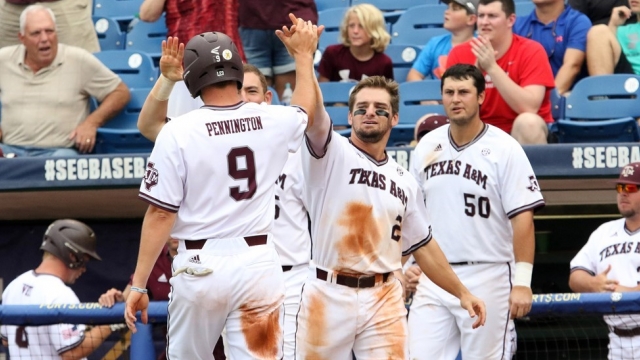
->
[448,123,489,152]
[201,101,245,111]
[348,138,389,166]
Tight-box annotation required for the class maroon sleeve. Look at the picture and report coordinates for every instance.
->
[383,54,394,80]
[318,45,337,80]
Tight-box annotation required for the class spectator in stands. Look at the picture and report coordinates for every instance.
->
[446,0,555,144]
[238,0,317,98]
[569,0,629,25]
[0,0,99,52]
[139,0,245,60]
[0,5,129,157]
[569,162,640,360]
[412,115,450,146]
[99,237,226,360]
[513,0,591,95]
[585,4,639,76]
[407,0,478,81]
[318,3,393,82]
[0,219,122,359]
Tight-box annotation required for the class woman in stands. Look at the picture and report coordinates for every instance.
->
[318,3,394,82]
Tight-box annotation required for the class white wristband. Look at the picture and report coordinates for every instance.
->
[130,286,148,294]
[514,262,533,288]
[152,75,176,101]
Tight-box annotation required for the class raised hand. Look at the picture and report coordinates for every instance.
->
[160,36,184,82]
[470,36,498,73]
[275,13,324,59]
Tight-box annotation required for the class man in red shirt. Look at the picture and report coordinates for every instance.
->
[446,0,555,144]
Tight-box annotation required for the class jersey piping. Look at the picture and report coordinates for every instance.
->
[139,193,180,213]
[506,199,546,219]
[348,138,389,166]
[449,123,489,152]
[402,234,432,256]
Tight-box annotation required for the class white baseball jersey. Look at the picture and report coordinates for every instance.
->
[302,132,432,274]
[411,124,545,263]
[272,149,311,266]
[1,271,86,359]
[139,102,307,240]
[570,218,640,328]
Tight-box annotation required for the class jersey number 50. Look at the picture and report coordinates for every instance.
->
[463,193,491,218]
[227,147,257,201]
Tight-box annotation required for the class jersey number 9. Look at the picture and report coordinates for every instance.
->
[228,147,257,201]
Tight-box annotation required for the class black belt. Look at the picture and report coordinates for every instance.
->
[282,265,293,272]
[185,235,268,250]
[449,261,488,266]
[613,326,640,337]
[316,268,390,288]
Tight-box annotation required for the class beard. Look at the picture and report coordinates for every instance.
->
[353,118,391,143]
[620,207,636,218]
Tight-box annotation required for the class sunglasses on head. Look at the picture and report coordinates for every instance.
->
[616,183,640,193]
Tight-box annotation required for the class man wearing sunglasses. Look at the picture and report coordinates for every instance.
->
[513,0,591,95]
[569,162,640,360]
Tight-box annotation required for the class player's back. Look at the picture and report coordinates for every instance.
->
[140,102,307,240]
[1,271,83,359]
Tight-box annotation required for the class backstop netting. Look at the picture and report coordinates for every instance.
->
[1,293,639,359]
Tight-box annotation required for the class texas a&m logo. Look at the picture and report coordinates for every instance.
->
[144,162,159,191]
[527,175,540,192]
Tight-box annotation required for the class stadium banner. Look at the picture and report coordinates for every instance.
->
[2,143,640,190]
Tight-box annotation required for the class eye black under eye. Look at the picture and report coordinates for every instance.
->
[353,109,367,116]
[375,109,389,117]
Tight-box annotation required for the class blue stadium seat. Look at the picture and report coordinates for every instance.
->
[385,44,421,82]
[391,4,447,45]
[550,88,565,121]
[125,14,168,62]
[318,7,348,49]
[94,88,154,154]
[319,82,356,128]
[93,0,143,28]
[515,1,535,17]
[93,16,125,50]
[315,0,350,11]
[351,0,422,24]
[94,50,157,89]
[550,75,640,143]
[399,80,444,125]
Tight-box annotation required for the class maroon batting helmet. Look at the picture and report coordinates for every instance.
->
[183,32,244,98]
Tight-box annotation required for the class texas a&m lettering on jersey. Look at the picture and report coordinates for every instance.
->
[422,160,488,190]
[348,168,408,206]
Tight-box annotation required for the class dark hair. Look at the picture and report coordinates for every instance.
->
[478,0,515,17]
[348,76,399,116]
[243,63,268,94]
[441,64,486,95]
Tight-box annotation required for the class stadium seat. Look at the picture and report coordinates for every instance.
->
[550,74,640,143]
[385,44,421,82]
[125,14,168,62]
[94,88,154,154]
[315,0,350,11]
[351,0,422,24]
[93,16,125,50]
[93,50,157,89]
[319,82,356,128]
[318,7,348,49]
[515,1,535,17]
[391,4,447,45]
[550,88,565,121]
[93,0,143,28]
[399,80,444,125]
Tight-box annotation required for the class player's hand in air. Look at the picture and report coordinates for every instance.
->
[592,264,620,292]
[99,288,125,308]
[404,265,422,293]
[509,286,533,319]
[160,36,184,82]
[459,292,486,329]
[124,290,149,333]
[276,13,324,58]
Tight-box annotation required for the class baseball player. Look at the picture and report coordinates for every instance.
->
[409,64,545,359]
[125,24,318,360]
[570,162,640,360]
[136,36,311,359]
[277,15,486,358]
[0,219,119,359]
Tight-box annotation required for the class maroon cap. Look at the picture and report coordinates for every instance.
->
[415,115,450,141]
[618,162,640,184]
